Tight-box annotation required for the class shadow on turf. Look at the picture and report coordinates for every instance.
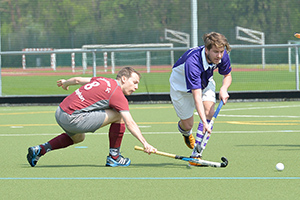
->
[21,164,104,168]
[130,163,190,168]
[22,163,192,169]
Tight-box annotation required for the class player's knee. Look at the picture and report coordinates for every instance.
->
[71,133,85,144]
[180,120,193,131]
[114,115,123,123]
[206,109,214,119]
[105,109,122,124]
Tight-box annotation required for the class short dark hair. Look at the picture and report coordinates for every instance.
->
[116,67,141,80]
[203,32,231,52]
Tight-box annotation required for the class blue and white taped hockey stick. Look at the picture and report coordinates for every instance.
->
[197,100,224,156]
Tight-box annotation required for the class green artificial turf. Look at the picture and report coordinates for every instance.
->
[1,102,300,199]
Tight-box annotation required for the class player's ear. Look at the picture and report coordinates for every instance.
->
[121,76,127,83]
[205,47,209,54]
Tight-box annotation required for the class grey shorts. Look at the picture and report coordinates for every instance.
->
[55,107,106,136]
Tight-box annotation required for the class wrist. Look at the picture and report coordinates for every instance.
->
[220,86,227,91]
[203,121,209,127]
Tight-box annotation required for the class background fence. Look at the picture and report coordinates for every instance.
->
[0,0,300,97]
[0,43,299,97]
[0,0,299,65]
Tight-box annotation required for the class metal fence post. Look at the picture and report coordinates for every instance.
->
[295,47,299,90]
[92,51,96,77]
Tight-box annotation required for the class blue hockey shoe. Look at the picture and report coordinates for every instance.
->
[27,146,41,167]
[106,155,131,167]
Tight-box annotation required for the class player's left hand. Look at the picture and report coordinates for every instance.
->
[219,87,229,104]
[57,79,69,90]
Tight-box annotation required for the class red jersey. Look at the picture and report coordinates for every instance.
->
[59,77,129,115]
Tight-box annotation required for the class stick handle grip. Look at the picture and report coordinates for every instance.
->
[134,146,145,151]
[134,146,176,159]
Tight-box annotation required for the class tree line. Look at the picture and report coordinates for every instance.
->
[0,0,299,66]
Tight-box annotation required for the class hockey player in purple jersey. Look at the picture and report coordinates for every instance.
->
[169,32,232,165]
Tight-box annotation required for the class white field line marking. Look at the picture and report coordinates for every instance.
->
[0,177,299,180]
[1,130,300,137]
[1,124,57,127]
[195,113,300,118]
[194,104,300,118]
[0,111,53,116]
[0,106,172,115]
[219,114,300,118]
[0,123,166,127]
[222,104,300,112]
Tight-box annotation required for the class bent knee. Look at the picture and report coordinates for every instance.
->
[71,133,85,144]
[180,120,193,131]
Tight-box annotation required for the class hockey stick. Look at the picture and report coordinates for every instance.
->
[134,146,228,168]
[197,100,224,156]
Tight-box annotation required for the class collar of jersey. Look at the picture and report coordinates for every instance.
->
[201,48,219,71]
[115,79,121,86]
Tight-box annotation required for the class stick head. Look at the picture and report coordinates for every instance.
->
[220,157,228,167]
[294,33,300,39]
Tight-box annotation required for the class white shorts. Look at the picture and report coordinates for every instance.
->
[170,79,216,120]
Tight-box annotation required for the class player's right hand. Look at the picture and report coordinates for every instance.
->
[203,123,211,134]
[143,143,157,155]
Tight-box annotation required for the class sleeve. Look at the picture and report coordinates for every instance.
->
[109,87,129,112]
[185,53,203,90]
[218,50,232,75]
[90,77,98,82]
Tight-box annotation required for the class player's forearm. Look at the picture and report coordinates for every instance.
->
[121,112,146,144]
[126,121,147,145]
[66,77,91,86]
[219,73,232,103]
[221,73,232,91]
[192,89,208,125]
[195,103,208,125]
[122,111,156,154]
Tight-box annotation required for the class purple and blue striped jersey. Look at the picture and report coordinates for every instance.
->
[170,46,231,93]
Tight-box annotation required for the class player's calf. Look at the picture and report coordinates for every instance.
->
[178,121,195,149]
